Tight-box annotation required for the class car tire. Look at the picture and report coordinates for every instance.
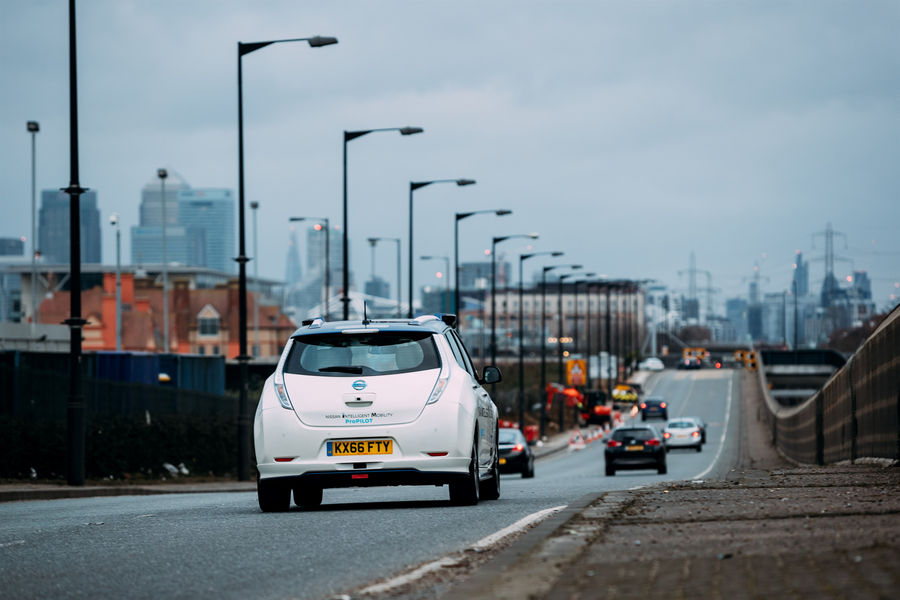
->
[605,464,615,476]
[657,461,667,475]
[449,435,480,506]
[257,476,290,513]
[481,429,501,501]
[662,411,668,420]
[293,485,323,508]
[641,415,646,422]
[522,457,535,479]
[695,444,702,453]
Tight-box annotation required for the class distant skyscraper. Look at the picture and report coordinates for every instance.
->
[139,171,189,227]
[726,297,749,342]
[852,270,872,300]
[131,225,206,267]
[0,238,25,256]
[38,189,101,264]
[793,252,809,296]
[178,189,235,273]
[131,172,234,273]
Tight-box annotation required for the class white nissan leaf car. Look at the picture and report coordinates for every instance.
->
[254,314,501,512]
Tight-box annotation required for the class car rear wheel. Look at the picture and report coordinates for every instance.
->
[293,485,323,507]
[605,464,615,476]
[695,444,702,453]
[522,456,535,479]
[449,435,480,506]
[481,429,501,501]
[257,476,290,513]
[657,460,667,475]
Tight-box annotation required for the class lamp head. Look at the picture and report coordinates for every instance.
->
[399,126,424,136]
[307,36,338,47]
[551,251,564,257]
[496,209,512,216]
[27,121,39,133]
[157,168,168,180]
[456,179,476,186]
[109,213,119,227]
[250,201,259,210]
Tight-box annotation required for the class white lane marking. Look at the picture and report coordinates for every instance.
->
[691,371,734,481]
[470,505,566,551]
[628,485,646,491]
[357,505,567,595]
[0,540,25,548]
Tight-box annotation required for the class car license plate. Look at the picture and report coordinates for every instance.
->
[327,439,392,456]
[499,458,507,465]
[625,445,644,451]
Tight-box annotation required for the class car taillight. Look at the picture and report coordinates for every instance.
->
[607,440,622,448]
[513,444,525,452]
[594,406,603,414]
[663,432,671,439]
[692,431,700,437]
[645,439,661,446]
[660,402,667,408]
[715,362,722,369]
[274,380,293,410]
[640,403,647,409]
[426,373,449,405]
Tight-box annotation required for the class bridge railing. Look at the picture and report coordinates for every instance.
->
[757,303,899,464]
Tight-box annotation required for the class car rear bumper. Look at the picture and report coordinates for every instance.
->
[259,469,469,490]
[498,452,529,473]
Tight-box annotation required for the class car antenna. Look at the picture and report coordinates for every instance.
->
[362,301,371,326]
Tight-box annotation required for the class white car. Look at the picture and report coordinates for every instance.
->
[254,314,501,511]
[662,419,703,452]
[639,357,665,371]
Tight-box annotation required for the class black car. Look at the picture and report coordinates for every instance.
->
[498,427,535,478]
[604,426,667,476]
[640,397,668,421]
[678,357,702,369]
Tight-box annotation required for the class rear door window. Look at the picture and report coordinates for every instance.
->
[284,331,440,377]
[612,428,655,442]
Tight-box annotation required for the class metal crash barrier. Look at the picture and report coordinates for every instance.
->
[756,304,900,465]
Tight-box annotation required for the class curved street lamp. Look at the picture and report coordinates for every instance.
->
[517,251,562,435]
[454,209,510,325]
[27,120,39,337]
[490,233,538,366]
[236,34,337,481]
[408,179,475,317]
[343,126,423,320]
[539,263,581,437]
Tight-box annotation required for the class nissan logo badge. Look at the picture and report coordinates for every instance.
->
[352,380,367,391]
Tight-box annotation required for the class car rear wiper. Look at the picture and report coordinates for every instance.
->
[318,365,364,374]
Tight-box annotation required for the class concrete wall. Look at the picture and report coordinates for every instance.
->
[757,304,899,464]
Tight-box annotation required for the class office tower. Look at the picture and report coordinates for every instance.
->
[178,189,235,273]
[0,238,25,256]
[38,189,101,264]
[139,171,189,226]
[131,225,206,266]
[793,252,809,297]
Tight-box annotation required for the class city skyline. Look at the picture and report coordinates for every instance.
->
[1,2,897,311]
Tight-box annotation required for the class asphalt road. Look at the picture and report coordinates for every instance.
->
[0,369,739,599]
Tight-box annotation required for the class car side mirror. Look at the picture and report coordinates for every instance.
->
[481,366,502,384]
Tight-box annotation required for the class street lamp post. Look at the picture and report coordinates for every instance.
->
[110,213,121,351]
[540,264,581,437]
[63,0,89,486]
[343,126,423,320]
[421,255,450,313]
[571,273,596,356]
[491,233,538,366]
[157,168,168,353]
[408,179,475,318]
[250,201,259,355]
[289,216,331,320]
[557,272,580,431]
[518,251,562,435]
[454,209,510,325]
[368,237,401,317]
[605,283,613,399]
[27,121,39,336]
[237,34,337,481]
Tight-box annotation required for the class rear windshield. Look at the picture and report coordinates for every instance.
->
[612,428,656,442]
[668,421,694,429]
[284,331,441,377]
[499,429,525,444]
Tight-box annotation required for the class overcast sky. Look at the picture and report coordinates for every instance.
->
[2,1,898,310]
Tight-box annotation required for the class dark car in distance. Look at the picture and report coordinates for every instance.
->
[498,427,535,478]
[640,397,668,421]
[604,426,667,476]
[678,357,702,369]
